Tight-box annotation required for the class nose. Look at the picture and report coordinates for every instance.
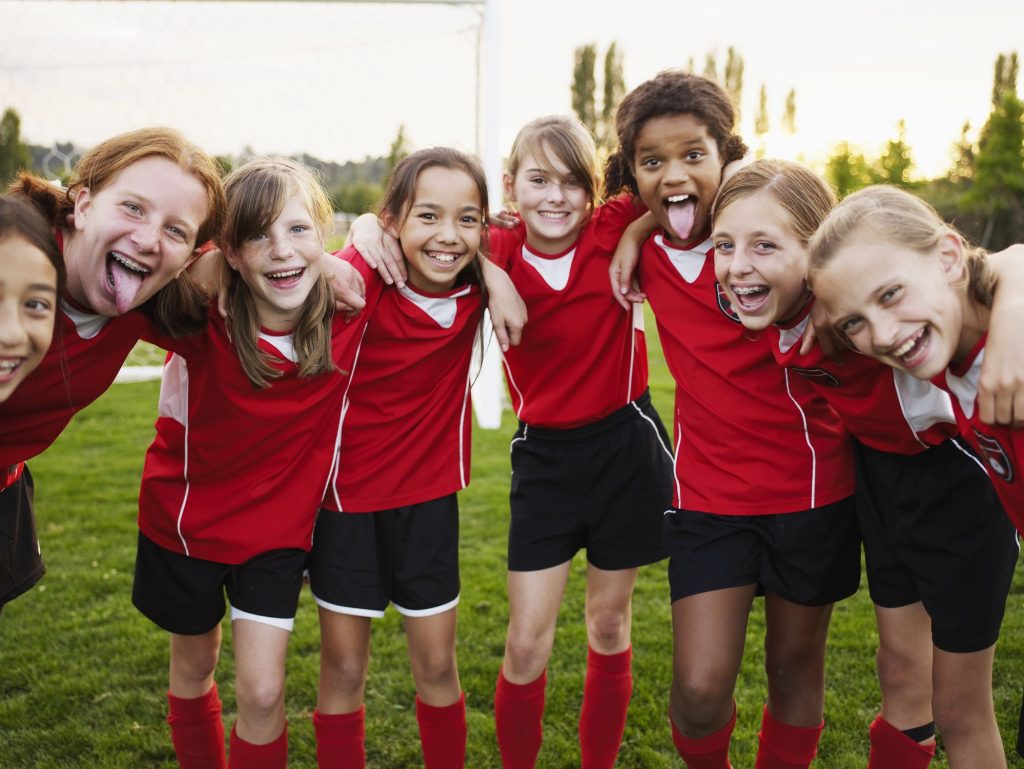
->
[664,158,689,185]
[871,314,900,354]
[270,235,293,260]
[0,301,28,348]
[130,221,161,253]
[545,181,566,203]
[729,246,754,277]
[437,217,458,244]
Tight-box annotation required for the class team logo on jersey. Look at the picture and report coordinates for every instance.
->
[714,282,742,323]
[790,367,841,388]
[971,428,1015,483]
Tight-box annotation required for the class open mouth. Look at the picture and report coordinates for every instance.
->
[266,267,306,288]
[426,251,461,267]
[106,252,152,314]
[665,194,697,240]
[890,327,930,369]
[0,356,25,380]
[730,284,771,313]
[538,211,570,221]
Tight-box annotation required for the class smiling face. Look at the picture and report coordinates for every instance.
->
[713,192,812,331]
[505,146,589,254]
[812,232,969,380]
[224,194,324,332]
[66,155,209,316]
[632,113,722,246]
[388,166,483,294]
[0,235,59,402]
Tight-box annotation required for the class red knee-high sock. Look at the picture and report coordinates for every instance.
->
[755,706,824,769]
[228,723,288,769]
[167,683,227,769]
[867,715,936,769]
[313,707,365,768]
[494,668,547,769]
[416,692,467,769]
[670,705,735,769]
[579,646,633,769]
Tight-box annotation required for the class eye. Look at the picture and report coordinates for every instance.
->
[166,225,187,241]
[686,150,705,161]
[290,224,311,235]
[459,214,480,225]
[838,316,864,335]
[417,212,438,222]
[880,285,902,303]
[563,177,582,189]
[640,157,660,168]
[25,298,54,314]
[713,239,734,253]
[247,231,268,242]
[529,176,547,186]
[753,240,776,253]
[123,201,143,215]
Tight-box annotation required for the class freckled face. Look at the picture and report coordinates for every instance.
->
[506,148,589,254]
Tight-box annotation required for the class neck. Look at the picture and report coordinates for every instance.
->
[61,230,92,310]
[953,294,990,365]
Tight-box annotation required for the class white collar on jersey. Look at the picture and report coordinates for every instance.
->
[257,331,299,363]
[397,284,472,329]
[944,348,985,419]
[520,244,576,291]
[654,234,713,284]
[61,297,109,340]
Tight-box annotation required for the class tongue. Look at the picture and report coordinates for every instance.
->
[110,260,146,314]
[667,200,697,241]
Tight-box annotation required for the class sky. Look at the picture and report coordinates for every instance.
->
[1,0,1022,185]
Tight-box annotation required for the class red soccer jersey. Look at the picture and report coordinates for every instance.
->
[322,246,483,513]
[138,264,381,564]
[769,301,957,455]
[490,195,648,429]
[638,232,853,514]
[938,335,1024,533]
[0,297,150,467]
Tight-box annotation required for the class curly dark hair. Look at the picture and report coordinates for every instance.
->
[604,70,748,197]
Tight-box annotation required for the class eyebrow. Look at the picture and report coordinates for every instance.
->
[411,202,482,214]
[30,284,58,293]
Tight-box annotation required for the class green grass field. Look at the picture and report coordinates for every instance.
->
[2,323,1024,768]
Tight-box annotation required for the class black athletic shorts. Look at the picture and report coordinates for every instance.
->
[664,495,860,605]
[0,466,45,609]
[855,437,1018,653]
[507,390,674,572]
[308,495,460,617]
[132,532,306,635]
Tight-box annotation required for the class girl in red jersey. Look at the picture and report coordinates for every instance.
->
[132,158,381,769]
[347,118,672,769]
[0,196,64,610]
[606,72,856,769]
[810,186,1024,538]
[714,161,1020,769]
[308,147,488,769]
[0,128,225,607]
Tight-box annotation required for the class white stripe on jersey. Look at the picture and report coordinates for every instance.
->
[777,316,810,355]
[158,354,190,425]
[783,368,817,508]
[944,349,985,419]
[327,324,371,513]
[174,361,192,556]
[672,426,683,507]
[892,368,955,445]
[654,234,714,284]
[630,400,674,463]
[458,365,471,490]
[259,331,298,363]
[502,355,526,420]
[521,245,576,291]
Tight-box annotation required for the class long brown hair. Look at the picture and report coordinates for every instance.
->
[0,194,66,297]
[8,127,226,337]
[221,158,336,389]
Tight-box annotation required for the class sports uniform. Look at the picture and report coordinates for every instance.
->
[938,334,1024,534]
[310,246,483,618]
[771,303,1016,654]
[490,196,674,769]
[0,288,151,608]
[132,259,380,635]
[638,233,857,603]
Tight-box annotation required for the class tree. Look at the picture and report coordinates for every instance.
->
[386,124,410,175]
[753,84,769,159]
[949,120,975,185]
[571,44,598,136]
[781,89,797,135]
[599,43,625,154]
[723,47,744,121]
[332,179,383,215]
[992,52,1020,107]
[703,52,718,82]
[0,107,32,186]
[825,142,874,198]
[873,119,915,188]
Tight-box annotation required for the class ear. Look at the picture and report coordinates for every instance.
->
[73,187,92,232]
[222,247,241,272]
[503,173,516,204]
[937,233,966,283]
[379,211,400,240]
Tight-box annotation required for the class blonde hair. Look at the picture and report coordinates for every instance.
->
[507,115,601,209]
[221,157,336,389]
[808,185,995,307]
[713,159,836,244]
